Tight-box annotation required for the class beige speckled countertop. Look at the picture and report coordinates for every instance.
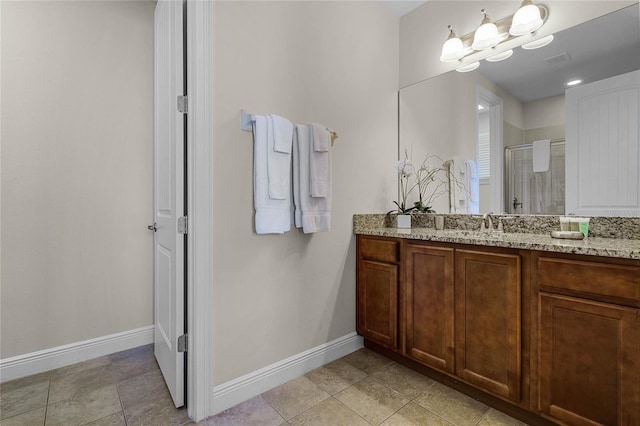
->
[355,227,640,260]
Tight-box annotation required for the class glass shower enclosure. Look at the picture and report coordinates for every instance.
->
[505,140,565,214]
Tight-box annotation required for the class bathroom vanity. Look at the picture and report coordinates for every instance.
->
[354,214,640,426]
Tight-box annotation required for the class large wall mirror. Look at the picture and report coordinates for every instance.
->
[399,4,640,216]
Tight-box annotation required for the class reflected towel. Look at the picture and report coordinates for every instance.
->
[532,139,550,173]
[266,115,292,200]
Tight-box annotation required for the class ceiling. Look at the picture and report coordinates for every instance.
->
[378,0,427,17]
[477,4,640,103]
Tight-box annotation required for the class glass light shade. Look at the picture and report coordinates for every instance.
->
[486,49,513,62]
[456,62,480,73]
[522,34,554,49]
[510,4,543,36]
[472,22,500,50]
[440,37,464,62]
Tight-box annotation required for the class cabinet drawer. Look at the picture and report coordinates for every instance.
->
[359,237,399,263]
[537,256,640,302]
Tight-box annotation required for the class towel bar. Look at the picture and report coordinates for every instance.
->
[240,109,339,145]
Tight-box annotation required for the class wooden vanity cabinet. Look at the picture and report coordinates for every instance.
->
[356,236,401,350]
[455,249,523,402]
[404,241,527,405]
[533,252,640,426]
[404,242,455,372]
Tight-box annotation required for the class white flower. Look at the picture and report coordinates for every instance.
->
[396,160,414,177]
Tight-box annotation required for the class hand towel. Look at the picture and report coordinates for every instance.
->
[532,139,551,172]
[465,159,480,214]
[266,115,293,200]
[253,115,291,234]
[447,157,469,213]
[294,124,331,233]
[308,123,331,197]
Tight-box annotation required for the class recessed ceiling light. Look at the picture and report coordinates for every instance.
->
[478,105,485,110]
[456,62,480,73]
[566,79,583,86]
[486,49,513,62]
[522,34,554,50]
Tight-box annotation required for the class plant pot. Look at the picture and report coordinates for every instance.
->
[397,214,411,229]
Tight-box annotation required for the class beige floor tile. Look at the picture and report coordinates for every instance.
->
[48,364,117,405]
[0,380,49,420]
[380,402,454,426]
[110,345,159,382]
[288,397,369,426]
[0,372,51,394]
[123,394,190,426]
[117,368,170,409]
[261,376,330,420]
[341,348,395,375]
[0,407,46,426]
[45,384,122,426]
[334,376,409,425]
[207,395,284,426]
[304,359,367,395]
[84,412,127,426]
[50,356,111,379]
[477,408,528,426]
[371,363,436,399]
[413,383,489,426]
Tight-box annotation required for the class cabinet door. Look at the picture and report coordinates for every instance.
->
[455,250,522,401]
[538,293,640,426]
[405,244,454,373]
[357,260,398,349]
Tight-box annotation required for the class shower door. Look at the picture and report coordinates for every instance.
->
[506,141,565,214]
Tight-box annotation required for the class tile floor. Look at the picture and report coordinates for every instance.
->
[1,346,528,426]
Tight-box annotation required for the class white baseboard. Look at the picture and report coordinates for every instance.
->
[211,332,363,415]
[0,325,155,383]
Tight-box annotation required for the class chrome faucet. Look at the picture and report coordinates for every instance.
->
[481,212,494,231]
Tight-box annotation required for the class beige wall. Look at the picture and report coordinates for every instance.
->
[212,1,398,384]
[1,1,155,358]
[400,1,636,88]
[524,95,565,130]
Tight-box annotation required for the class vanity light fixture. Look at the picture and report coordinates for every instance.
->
[510,0,544,36]
[440,25,465,62]
[439,2,549,64]
[522,34,554,50]
[456,62,480,73]
[472,10,500,50]
[566,79,583,86]
[486,49,514,62]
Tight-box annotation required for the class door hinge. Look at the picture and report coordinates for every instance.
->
[177,334,188,353]
[177,95,188,114]
[177,216,188,234]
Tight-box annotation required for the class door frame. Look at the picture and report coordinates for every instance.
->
[185,0,213,421]
[476,86,504,214]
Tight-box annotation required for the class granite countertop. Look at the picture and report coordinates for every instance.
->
[353,213,640,260]
[355,227,640,260]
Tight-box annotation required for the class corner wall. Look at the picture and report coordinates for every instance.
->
[211,1,399,385]
[0,1,155,359]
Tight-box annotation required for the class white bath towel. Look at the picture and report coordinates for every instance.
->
[266,115,293,200]
[448,156,469,213]
[294,124,331,233]
[253,115,291,234]
[532,139,551,173]
[309,123,331,197]
[465,159,480,213]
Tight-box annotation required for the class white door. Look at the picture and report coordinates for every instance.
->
[153,0,185,408]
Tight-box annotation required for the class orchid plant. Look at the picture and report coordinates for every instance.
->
[390,149,450,215]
